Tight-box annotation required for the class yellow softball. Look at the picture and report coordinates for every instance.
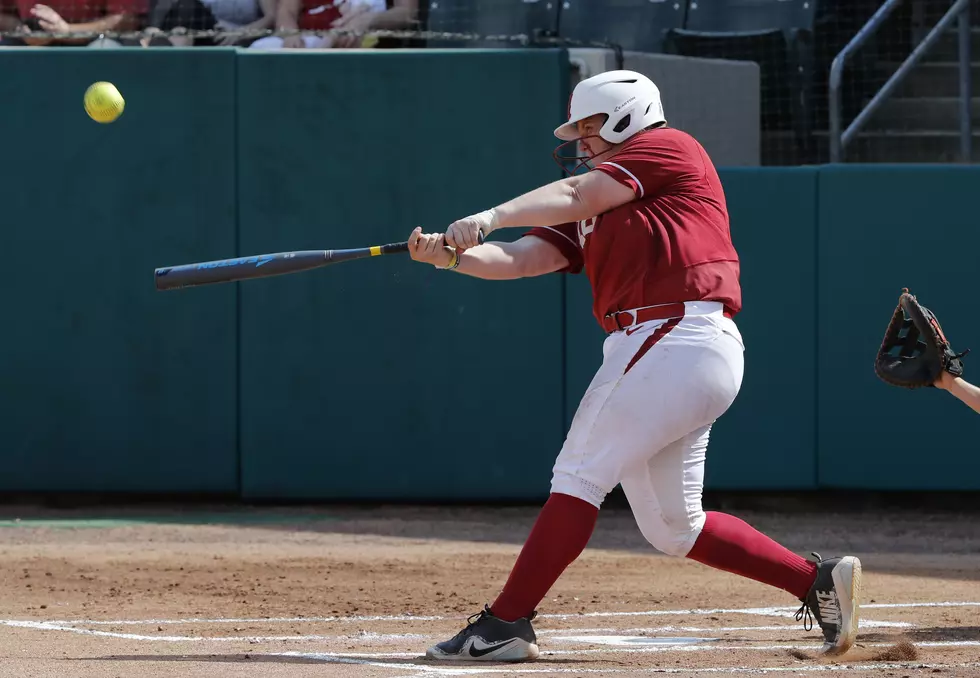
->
[84,81,125,124]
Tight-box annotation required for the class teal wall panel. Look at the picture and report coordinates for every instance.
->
[0,50,239,492]
[705,168,819,489]
[236,50,569,500]
[817,165,980,489]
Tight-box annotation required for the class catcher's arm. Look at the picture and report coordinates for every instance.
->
[936,373,980,415]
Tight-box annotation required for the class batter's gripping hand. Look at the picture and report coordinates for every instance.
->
[446,209,497,250]
[874,288,970,389]
[408,227,455,268]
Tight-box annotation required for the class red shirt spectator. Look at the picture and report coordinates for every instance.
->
[0,0,145,44]
[297,0,340,30]
[2,0,145,24]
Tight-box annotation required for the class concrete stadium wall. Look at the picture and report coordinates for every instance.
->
[567,48,761,167]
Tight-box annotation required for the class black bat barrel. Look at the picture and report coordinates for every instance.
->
[154,250,332,290]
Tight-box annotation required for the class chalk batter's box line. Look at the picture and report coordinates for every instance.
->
[266,640,980,659]
[0,601,974,655]
[375,662,980,678]
[283,652,980,678]
[0,620,914,644]
[2,605,979,678]
[3,618,978,655]
[31,600,980,626]
[0,600,972,644]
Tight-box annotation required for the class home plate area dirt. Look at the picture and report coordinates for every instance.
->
[0,504,978,677]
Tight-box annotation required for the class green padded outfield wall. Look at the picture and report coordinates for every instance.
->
[563,168,820,491]
[235,50,570,500]
[0,50,239,492]
[3,49,979,498]
[816,166,980,489]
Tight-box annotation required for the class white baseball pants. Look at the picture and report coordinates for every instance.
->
[551,301,745,557]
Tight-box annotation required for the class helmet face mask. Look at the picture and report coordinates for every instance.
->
[551,131,606,177]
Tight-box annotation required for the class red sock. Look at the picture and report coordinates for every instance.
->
[490,493,598,622]
[686,511,817,600]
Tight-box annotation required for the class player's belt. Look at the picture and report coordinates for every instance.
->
[602,302,734,334]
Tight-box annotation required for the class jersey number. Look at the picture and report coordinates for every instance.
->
[577,217,597,247]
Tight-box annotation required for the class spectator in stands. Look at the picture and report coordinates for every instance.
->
[248,0,416,50]
[141,0,275,46]
[0,0,145,45]
[209,0,275,44]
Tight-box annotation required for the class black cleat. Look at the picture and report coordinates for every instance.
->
[426,605,540,662]
[796,552,863,655]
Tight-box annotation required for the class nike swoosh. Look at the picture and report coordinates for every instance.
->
[468,638,518,658]
[625,326,641,336]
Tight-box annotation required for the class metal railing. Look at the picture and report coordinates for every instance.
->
[829,0,974,163]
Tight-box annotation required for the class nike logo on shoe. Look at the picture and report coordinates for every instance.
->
[817,590,841,625]
[468,638,518,658]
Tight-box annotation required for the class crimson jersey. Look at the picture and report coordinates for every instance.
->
[526,127,741,327]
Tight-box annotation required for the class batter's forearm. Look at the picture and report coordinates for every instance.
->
[452,239,567,280]
[492,178,592,229]
[947,377,980,415]
[453,243,529,280]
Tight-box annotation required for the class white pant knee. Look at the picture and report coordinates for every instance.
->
[635,509,706,557]
[550,471,610,509]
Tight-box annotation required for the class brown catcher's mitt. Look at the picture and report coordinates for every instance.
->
[875,288,969,389]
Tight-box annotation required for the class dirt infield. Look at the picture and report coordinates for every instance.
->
[0,503,978,677]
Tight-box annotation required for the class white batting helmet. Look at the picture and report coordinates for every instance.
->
[554,70,666,144]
